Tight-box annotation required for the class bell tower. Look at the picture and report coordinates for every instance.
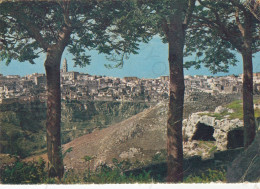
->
[62,58,68,73]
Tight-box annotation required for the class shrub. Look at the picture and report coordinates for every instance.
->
[184,168,226,183]
[0,157,47,184]
[151,150,167,163]
[83,162,152,184]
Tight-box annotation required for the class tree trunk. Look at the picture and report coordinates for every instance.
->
[242,51,256,148]
[166,18,185,183]
[44,47,64,179]
[242,12,255,149]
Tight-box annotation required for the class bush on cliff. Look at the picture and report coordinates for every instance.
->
[0,157,46,184]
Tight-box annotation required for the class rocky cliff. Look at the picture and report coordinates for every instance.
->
[51,103,248,171]
[226,132,260,182]
[60,101,151,143]
[183,108,244,152]
[0,100,151,157]
[1,91,240,157]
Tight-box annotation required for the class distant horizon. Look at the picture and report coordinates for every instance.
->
[1,68,257,77]
[1,69,258,79]
[1,36,260,79]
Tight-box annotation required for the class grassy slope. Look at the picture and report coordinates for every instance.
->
[200,98,260,120]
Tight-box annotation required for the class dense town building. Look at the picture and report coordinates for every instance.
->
[1,59,260,104]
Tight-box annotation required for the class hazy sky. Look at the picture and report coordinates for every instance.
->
[0,36,259,78]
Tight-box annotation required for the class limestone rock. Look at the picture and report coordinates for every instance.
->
[35,99,245,171]
[215,106,227,113]
[226,133,260,182]
[228,109,235,113]
[119,148,142,159]
[183,111,244,151]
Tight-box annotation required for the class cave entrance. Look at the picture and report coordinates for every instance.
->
[191,122,216,141]
[227,129,244,149]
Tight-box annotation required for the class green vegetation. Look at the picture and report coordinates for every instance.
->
[151,150,167,163]
[0,157,229,184]
[199,98,260,120]
[1,99,252,183]
[200,111,230,120]
[61,101,150,144]
[197,141,218,157]
[0,110,46,158]
[0,158,153,184]
[0,157,46,184]
[0,101,150,158]
[209,146,218,154]
[184,168,226,183]
[82,164,152,184]
[226,99,260,120]
[225,100,245,120]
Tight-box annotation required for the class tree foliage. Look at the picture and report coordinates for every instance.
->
[185,0,260,148]
[184,0,259,73]
[0,0,154,179]
[0,0,152,67]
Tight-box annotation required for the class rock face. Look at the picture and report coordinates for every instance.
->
[61,102,168,171]
[226,133,260,182]
[24,93,244,171]
[4,92,239,158]
[0,100,150,157]
[214,106,228,114]
[61,101,151,143]
[183,109,244,153]
[58,103,245,171]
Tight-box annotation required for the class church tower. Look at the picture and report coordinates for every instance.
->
[62,58,68,73]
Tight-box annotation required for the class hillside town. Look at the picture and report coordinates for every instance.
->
[1,58,260,104]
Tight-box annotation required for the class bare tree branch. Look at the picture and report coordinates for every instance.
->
[196,1,244,51]
[183,0,196,30]
[8,9,49,51]
[235,7,245,37]
[230,0,248,13]
[161,17,169,38]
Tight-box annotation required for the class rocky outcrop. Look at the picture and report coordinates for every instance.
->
[183,93,240,118]
[214,106,228,114]
[183,108,244,152]
[226,132,260,183]
[60,102,168,171]
[24,94,245,170]
[58,103,246,171]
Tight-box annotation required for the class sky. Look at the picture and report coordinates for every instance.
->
[0,36,259,79]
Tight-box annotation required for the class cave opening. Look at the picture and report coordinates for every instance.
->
[191,122,216,141]
[227,129,244,149]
